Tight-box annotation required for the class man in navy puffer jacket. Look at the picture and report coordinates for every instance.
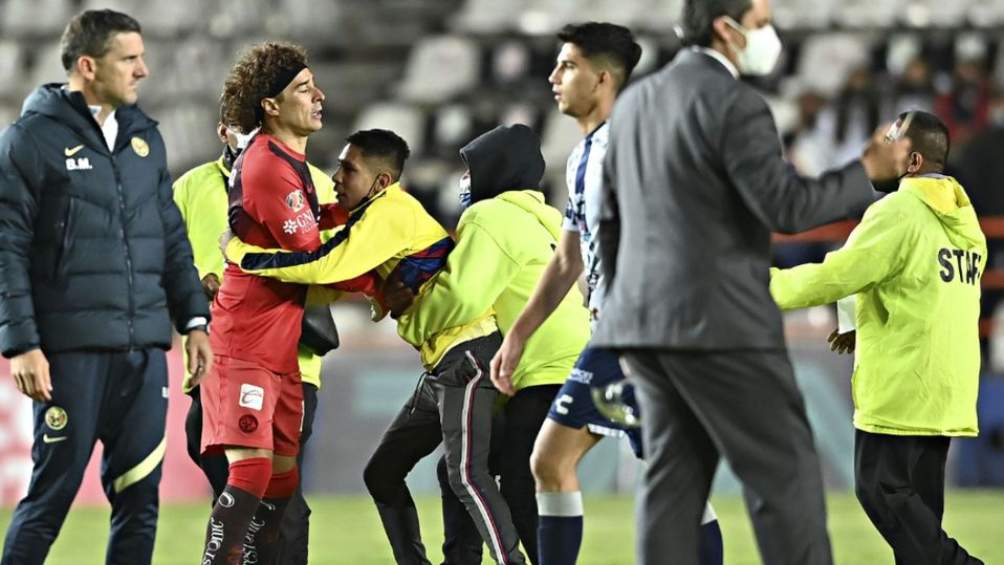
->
[0,9,211,565]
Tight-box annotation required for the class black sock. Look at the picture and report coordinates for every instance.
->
[201,485,261,565]
[243,497,291,565]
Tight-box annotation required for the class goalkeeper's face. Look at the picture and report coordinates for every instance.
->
[549,43,601,118]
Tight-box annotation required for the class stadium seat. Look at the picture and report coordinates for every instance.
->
[886,34,924,77]
[796,33,873,98]
[27,43,69,90]
[590,0,654,29]
[539,106,582,180]
[80,0,141,20]
[353,102,427,157]
[633,36,662,77]
[0,102,18,127]
[2,0,71,36]
[137,0,206,36]
[969,0,1004,28]
[643,0,686,32]
[398,35,480,105]
[156,103,220,171]
[450,0,527,34]
[277,0,345,39]
[431,103,474,152]
[159,37,228,99]
[773,0,834,29]
[491,40,532,85]
[517,0,594,35]
[499,102,540,131]
[900,0,973,28]
[0,42,22,98]
[833,0,904,28]
[209,0,270,36]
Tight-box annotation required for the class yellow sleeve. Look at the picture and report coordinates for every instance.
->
[171,178,189,223]
[226,198,415,285]
[172,172,226,280]
[399,219,516,345]
[770,198,910,310]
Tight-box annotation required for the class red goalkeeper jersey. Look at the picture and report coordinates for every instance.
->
[209,133,322,374]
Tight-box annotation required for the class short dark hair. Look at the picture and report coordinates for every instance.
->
[557,22,642,90]
[900,110,950,171]
[681,0,751,48]
[346,129,411,181]
[221,41,308,133]
[60,10,142,72]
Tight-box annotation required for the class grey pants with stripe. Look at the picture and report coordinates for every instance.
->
[431,332,527,565]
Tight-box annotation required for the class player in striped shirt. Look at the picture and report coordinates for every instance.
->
[491,23,723,565]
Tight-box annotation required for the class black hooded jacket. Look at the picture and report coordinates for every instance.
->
[0,84,208,357]
[460,124,546,203]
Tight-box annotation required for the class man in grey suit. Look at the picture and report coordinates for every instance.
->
[592,1,912,564]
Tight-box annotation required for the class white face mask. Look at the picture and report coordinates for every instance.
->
[228,126,259,151]
[458,174,472,210]
[726,18,782,77]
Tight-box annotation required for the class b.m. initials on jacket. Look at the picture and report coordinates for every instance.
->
[938,248,982,285]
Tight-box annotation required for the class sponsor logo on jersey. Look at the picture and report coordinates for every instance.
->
[282,210,317,235]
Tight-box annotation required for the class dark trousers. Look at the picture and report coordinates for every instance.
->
[623,349,833,565]
[854,431,984,565]
[437,384,560,565]
[365,333,527,564]
[364,373,444,565]
[2,349,168,565]
[185,381,319,565]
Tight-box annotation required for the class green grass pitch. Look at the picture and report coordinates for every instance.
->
[2,491,1001,564]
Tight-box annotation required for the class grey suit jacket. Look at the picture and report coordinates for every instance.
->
[592,49,875,350]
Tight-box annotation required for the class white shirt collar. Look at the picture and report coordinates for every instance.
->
[693,47,739,79]
[89,105,118,150]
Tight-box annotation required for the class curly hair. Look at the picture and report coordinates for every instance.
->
[221,41,308,133]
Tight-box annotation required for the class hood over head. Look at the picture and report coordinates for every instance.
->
[459,124,545,204]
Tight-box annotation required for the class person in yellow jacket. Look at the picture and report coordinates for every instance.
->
[171,118,335,565]
[392,123,592,563]
[223,128,530,564]
[770,111,985,565]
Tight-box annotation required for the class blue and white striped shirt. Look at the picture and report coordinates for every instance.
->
[562,122,609,318]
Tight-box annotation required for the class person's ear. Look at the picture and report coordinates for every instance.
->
[909,152,923,174]
[216,122,229,144]
[76,56,98,81]
[261,97,280,118]
[596,69,613,91]
[713,16,745,50]
[378,171,393,189]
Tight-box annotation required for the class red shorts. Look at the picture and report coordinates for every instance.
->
[200,355,303,457]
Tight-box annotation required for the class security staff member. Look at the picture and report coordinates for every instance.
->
[0,10,211,565]
[771,111,985,565]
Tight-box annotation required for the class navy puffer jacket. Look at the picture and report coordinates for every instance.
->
[0,84,208,357]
